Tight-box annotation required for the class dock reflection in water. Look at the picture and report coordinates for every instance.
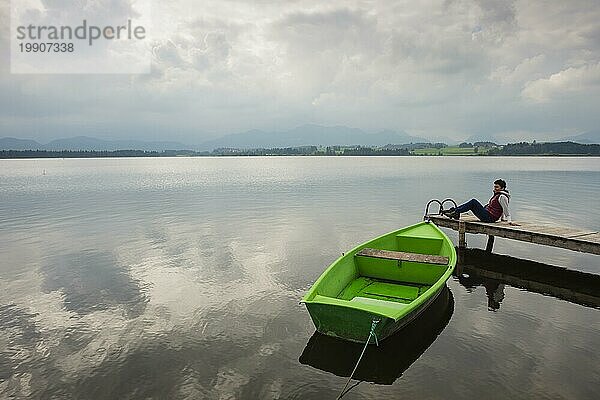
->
[299,286,454,385]
[456,249,600,310]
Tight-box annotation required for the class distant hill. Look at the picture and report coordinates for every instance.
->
[0,136,192,151]
[464,134,509,145]
[199,124,429,150]
[562,130,600,144]
[44,136,192,151]
[0,137,45,150]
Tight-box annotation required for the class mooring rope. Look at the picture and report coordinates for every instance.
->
[336,319,380,400]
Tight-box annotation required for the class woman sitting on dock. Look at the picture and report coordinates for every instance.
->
[444,179,518,225]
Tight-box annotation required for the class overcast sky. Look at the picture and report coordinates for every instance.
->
[1,0,599,143]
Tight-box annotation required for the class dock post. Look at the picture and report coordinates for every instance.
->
[458,221,467,249]
[457,247,465,267]
[486,236,495,253]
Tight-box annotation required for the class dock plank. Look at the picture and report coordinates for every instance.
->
[584,233,600,244]
[567,231,599,239]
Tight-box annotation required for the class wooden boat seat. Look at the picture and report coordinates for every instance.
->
[311,294,410,316]
[350,296,409,311]
[356,248,449,265]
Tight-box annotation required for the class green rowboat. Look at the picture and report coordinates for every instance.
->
[301,221,456,343]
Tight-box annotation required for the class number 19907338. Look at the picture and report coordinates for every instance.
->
[19,42,74,52]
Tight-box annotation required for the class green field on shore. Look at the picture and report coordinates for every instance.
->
[412,146,494,155]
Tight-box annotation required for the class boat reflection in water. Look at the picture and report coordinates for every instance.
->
[299,286,454,385]
[456,249,600,310]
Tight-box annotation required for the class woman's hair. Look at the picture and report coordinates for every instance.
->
[494,179,507,189]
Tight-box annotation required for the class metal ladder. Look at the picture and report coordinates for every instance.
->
[423,198,457,221]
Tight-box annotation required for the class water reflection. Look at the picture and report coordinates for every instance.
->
[0,304,42,381]
[42,250,149,318]
[299,286,454,385]
[455,249,600,309]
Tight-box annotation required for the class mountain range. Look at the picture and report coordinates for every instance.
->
[0,125,430,151]
[199,125,431,149]
[1,125,598,151]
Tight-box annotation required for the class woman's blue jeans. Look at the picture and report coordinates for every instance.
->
[455,198,496,222]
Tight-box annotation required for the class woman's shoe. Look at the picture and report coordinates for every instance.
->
[442,208,460,220]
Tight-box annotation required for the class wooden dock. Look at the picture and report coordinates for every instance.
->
[427,215,600,255]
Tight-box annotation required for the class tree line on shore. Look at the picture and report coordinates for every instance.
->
[487,141,600,155]
[1,141,598,158]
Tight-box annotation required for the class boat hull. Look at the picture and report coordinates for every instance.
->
[300,286,454,384]
[305,284,445,343]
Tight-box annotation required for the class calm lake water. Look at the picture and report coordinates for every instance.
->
[1,157,599,399]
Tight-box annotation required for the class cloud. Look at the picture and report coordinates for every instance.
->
[521,62,600,103]
[1,0,599,141]
[42,250,148,318]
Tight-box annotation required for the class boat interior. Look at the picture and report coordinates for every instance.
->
[306,224,454,313]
